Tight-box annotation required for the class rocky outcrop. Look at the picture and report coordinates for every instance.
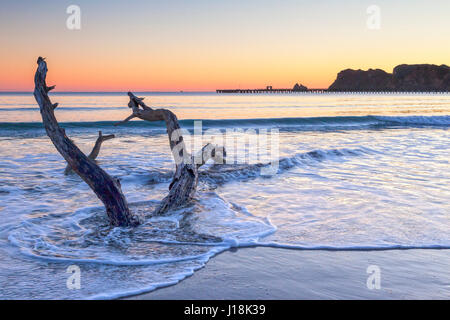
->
[328,64,450,92]
[293,83,308,91]
[392,64,450,91]
[328,69,393,91]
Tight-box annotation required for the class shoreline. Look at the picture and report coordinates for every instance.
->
[125,247,450,300]
[1,91,450,95]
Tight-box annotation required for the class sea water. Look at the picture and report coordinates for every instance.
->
[0,92,449,299]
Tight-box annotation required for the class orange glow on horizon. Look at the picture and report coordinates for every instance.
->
[1,1,449,92]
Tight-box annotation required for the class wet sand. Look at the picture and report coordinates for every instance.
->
[126,247,450,299]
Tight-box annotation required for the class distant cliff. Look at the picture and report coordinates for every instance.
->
[328,64,450,91]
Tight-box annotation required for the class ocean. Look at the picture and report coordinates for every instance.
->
[0,92,449,299]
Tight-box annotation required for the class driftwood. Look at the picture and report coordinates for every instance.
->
[64,131,115,175]
[33,57,138,227]
[34,57,224,224]
[115,92,226,214]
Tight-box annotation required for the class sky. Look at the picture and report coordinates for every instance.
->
[0,0,449,91]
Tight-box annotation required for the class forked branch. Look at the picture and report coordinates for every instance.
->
[116,92,226,214]
[64,131,115,175]
[33,57,138,226]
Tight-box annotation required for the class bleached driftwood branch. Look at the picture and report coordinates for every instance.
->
[33,57,138,226]
[115,92,226,214]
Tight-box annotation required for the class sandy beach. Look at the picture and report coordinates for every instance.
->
[127,247,450,299]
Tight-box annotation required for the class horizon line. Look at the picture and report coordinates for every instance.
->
[0,90,218,94]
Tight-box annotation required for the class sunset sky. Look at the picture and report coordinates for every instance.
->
[0,0,449,91]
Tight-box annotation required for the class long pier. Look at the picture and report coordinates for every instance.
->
[216,88,327,93]
[216,88,449,94]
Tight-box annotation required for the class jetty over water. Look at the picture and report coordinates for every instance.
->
[216,87,450,94]
[216,86,327,93]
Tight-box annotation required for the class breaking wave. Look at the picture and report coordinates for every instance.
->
[0,115,448,135]
[135,147,375,188]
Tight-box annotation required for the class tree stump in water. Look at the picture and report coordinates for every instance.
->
[34,57,225,224]
[33,57,138,227]
[115,92,226,214]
